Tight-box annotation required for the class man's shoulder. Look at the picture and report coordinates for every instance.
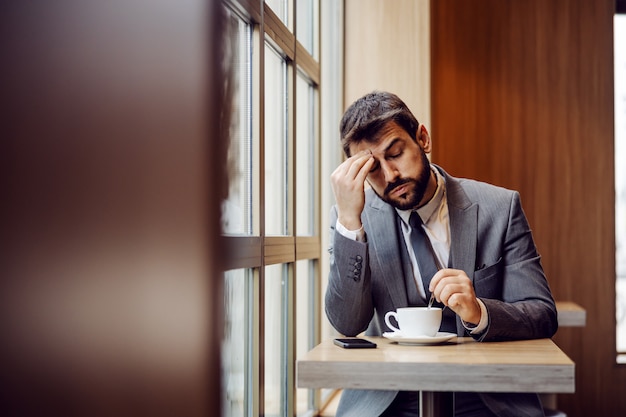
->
[364,187,384,206]
[455,177,516,196]
[440,167,517,203]
[363,188,397,218]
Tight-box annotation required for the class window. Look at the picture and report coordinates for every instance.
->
[295,70,317,236]
[222,9,254,236]
[264,263,289,416]
[264,42,289,236]
[295,259,316,414]
[221,1,322,416]
[223,269,253,415]
[615,13,626,364]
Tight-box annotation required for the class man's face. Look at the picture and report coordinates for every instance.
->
[349,121,432,210]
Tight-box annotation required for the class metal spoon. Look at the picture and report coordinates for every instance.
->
[427,293,435,309]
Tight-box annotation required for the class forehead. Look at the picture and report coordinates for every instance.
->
[349,121,410,154]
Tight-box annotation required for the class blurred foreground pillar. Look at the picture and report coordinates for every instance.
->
[0,1,226,416]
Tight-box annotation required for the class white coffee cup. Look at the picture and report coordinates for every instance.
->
[384,307,442,337]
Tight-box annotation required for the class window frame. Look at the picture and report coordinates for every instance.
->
[615,11,626,364]
[221,1,323,416]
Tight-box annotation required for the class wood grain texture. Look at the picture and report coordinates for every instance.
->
[556,301,587,327]
[297,337,574,393]
[431,1,619,415]
[344,0,431,127]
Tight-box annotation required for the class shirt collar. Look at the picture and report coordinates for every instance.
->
[397,167,446,226]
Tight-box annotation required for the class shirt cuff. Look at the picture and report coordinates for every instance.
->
[335,219,365,242]
[463,298,488,335]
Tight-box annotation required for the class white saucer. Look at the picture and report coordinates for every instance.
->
[382,331,457,345]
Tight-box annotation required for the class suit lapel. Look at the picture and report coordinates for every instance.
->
[448,203,478,276]
[437,167,479,335]
[441,168,478,279]
[364,196,409,308]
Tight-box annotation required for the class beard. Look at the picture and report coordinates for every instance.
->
[374,150,432,210]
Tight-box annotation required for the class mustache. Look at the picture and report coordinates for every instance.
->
[384,178,413,195]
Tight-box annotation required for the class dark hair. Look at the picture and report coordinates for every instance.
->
[339,91,419,156]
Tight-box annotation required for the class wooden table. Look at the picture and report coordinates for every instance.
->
[297,337,575,417]
[556,301,587,327]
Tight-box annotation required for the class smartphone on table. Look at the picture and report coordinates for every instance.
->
[333,338,377,349]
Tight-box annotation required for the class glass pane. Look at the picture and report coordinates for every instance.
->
[222,10,253,235]
[222,269,252,417]
[615,14,626,359]
[266,0,288,27]
[295,260,316,415]
[264,43,289,235]
[296,72,316,236]
[296,0,319,59]
[264,264,288,416]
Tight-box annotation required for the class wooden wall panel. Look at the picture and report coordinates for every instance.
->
[431,1,619,416]
[344,0,431,127]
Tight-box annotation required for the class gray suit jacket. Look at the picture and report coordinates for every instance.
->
[325,165,557,417]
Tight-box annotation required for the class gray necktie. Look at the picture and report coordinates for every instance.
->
[409,211,442,306]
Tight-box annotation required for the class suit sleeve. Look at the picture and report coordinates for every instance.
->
[475,191,558,342]
[324,206,375,337]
